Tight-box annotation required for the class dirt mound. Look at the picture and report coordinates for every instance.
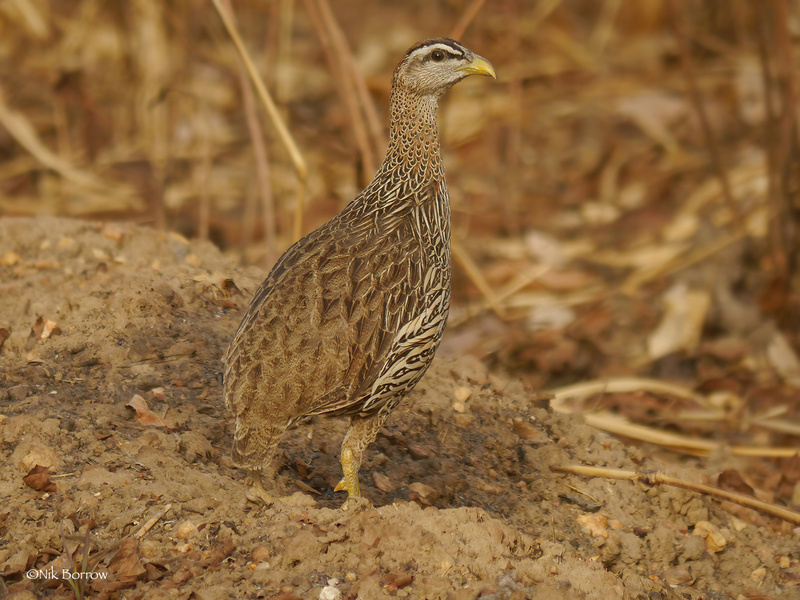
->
[1,217,796,599]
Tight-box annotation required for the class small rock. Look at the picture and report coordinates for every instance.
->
[750,566,766,584]
[185,253,201,267]
[101,223,125,242]
[319,586,341,600]
[252,545,270,562]
[453,386,472,402]
[693,520,726,553]
[175,520,199,540]
[7,385,29,401]
[362,525,380,548]
[92,248,110,262]
[1,251,22,266]
[577,513,608,538]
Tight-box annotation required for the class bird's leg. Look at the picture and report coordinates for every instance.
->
[334,412,388,499]
[245,468,277,505]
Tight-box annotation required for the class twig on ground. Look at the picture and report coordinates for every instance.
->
[133,503,173,539]
[550,464,800,526]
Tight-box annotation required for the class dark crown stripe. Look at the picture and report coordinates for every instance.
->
[405,38,465,59]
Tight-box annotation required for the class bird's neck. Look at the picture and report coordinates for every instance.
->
[381,86,443,181]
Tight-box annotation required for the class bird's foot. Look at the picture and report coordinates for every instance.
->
[339,495,372,512]
[245,469,277,506]
[334,447,363,508]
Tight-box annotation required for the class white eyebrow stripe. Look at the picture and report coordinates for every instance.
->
[409,42,466,61]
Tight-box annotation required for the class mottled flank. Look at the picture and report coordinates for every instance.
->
[223,39,495,498]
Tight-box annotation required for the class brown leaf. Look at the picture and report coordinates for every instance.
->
[23,464,56,492]
[0,327,9,350]
[660,564,693,585]
[295,480,320,495]
[780,454,800,483]
[107,537,146,583]
[406,442,432,459]
[30,316,44,337]
[512,418,546,442]
[718,470,755,497]
[127,394,173,429]
[408,482,437,499]
[372,471,395,493]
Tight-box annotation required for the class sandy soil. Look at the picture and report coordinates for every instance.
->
[1,216,798,600]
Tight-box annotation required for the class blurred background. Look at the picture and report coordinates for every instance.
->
[2,1,800,489]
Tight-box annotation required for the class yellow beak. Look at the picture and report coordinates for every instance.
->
[456,54,496,79]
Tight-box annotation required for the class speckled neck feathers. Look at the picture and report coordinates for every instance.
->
[384,81,443,182]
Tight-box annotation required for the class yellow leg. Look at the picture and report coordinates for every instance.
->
[333,412,388,501]
[334,447,362,497]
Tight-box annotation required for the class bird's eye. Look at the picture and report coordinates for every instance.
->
[431,50,445,62]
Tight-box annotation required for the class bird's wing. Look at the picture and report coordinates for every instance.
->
[223,220,421,423]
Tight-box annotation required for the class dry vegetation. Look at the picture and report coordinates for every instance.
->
[2,0,800,598]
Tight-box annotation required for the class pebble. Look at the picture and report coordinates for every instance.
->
[7,385,29,401]
[319,585,341,600]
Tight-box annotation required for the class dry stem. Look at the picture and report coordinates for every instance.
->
[212,0,308,241]
[551,464,800,526]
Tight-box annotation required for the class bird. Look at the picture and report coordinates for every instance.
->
[224,38,495,503]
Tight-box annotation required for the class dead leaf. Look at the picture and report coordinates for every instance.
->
[23,464,56,492]
[406,442,432,459]
[372,471,395,493]
[29,316,60,340]
[647,282,710,360]
[295,480,320,495]
[616,90,688,155]
[718,470,755,497]
[660,564,694,585]
[127,394,173,429]
[175,520,199,541]
[408,482,437,503]
[107,537,146,582]
[30,316,43,338]
[512,418,546,442]
[21,443,60,470]
[40,319,60,339]
[766,331,800,387]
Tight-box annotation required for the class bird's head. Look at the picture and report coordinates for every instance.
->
[393,38,496,97]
